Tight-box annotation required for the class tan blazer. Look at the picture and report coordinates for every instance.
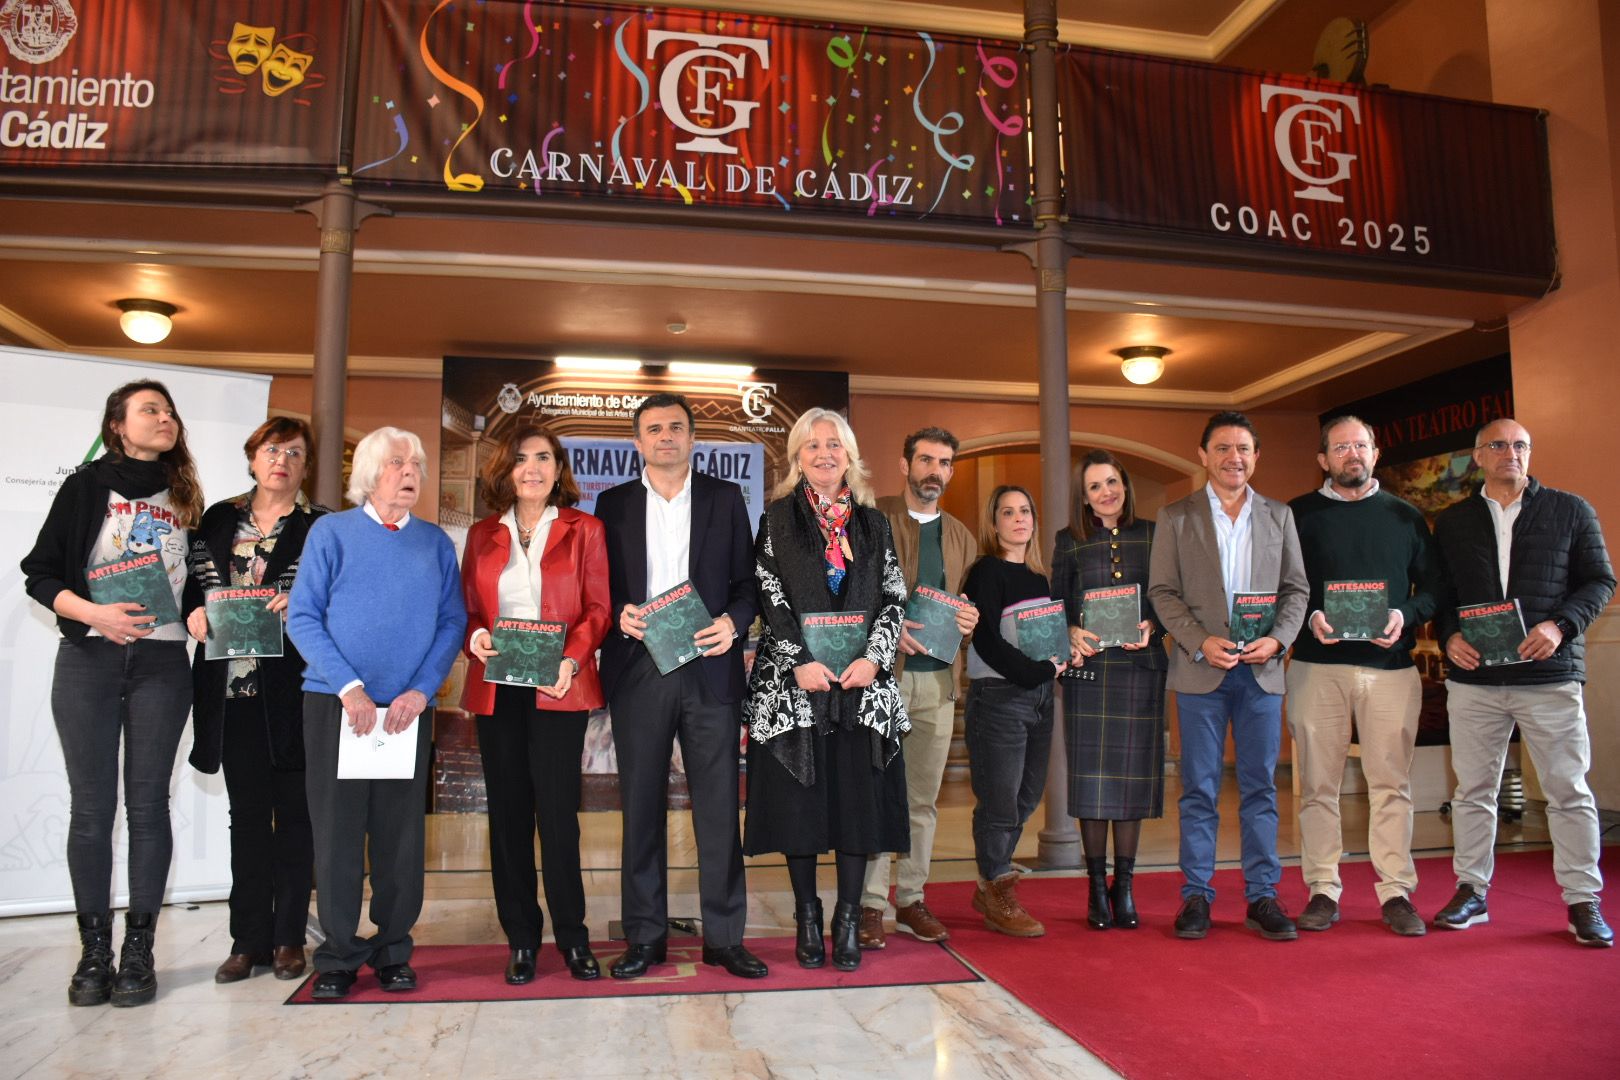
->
[1147,486,1308,695]
[877,494,977,695]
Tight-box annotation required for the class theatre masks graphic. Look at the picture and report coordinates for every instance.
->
[210,22,323,105]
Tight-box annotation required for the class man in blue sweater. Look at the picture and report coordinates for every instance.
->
[1287,415,1439,938]
[288,427,466,999]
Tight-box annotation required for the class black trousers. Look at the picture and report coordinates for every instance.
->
[222,696,314,954]
[476,688,589,951]
[303,692,429,974]
[610,647,746,947]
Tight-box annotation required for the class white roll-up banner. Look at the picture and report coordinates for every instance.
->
[0,347,272,916]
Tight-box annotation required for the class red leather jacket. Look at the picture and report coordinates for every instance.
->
[459,506,610,714]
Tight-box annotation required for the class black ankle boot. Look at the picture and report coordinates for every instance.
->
[111,911,157,1007]
[830,900,862,971]
[795,898,825,969]
[69,912,115,1006]
[1086,858,1113,930]
[1111,857,1139,929]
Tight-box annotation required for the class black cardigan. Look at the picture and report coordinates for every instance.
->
[182,495,328,773]
[1434,478,1615,686]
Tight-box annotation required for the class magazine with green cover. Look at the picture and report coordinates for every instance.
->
[1229,592,1278,650]
[1456,599,1529,667]
[905,585,971,663]
[204,586,284,660]
[640,580,714,675]
[1322,580,1387,640]
[800,611,870,673]
[1004,597,1068,662]
[1082,583,1142,648]
[85,551,180,628]
[484,618,567,687]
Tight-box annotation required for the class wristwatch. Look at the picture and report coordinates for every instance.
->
[1553,616,1576,640]
[562,655,582,675]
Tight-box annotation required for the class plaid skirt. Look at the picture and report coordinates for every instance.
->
[1062,650,1168,820]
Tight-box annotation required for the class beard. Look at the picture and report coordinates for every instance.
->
[908,474,945,501]
[1331,464,1371,489]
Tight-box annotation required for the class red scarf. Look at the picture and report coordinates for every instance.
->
[805,483,854,592]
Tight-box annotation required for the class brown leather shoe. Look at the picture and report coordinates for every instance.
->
[895,900,950,943]
[214,952,268,984]
[973,873,1044,937]
[271,946,308,980]
[857,906,886,950]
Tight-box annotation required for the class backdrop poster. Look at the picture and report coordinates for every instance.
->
[439,356,848,783]
[1323,353,1514,741]
[0,347,271,915]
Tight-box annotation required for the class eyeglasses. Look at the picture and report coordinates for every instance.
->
[1477,440,1531,455]
[1328,441,1373,456]
[259,444,305,463]
[385,456,424,470]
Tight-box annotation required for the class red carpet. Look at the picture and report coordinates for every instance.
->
[285,932,976,1004]
[937,848,1620,1080]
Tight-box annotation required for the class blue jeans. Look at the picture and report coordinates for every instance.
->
[965,678,1054,881]
[1176,664,1282,903]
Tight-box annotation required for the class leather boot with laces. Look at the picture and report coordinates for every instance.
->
[69,912,115,1006]
[111,911,157,1007]
[974,872,1045,937]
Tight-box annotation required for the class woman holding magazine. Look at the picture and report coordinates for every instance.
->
[1051,450,1167,932]
[460,422,610,984]
[743,408,909,972]
[960,484,1066,938]
[20,380,203,1008]
[183,416,328,985]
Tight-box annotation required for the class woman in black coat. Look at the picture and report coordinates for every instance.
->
[183,416,328,984]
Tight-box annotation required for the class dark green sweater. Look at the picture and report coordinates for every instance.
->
[1288,489,1440,669]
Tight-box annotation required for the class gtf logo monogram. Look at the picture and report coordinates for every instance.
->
[1258,83,1362,204]
[738,382,776,424]
[645,30,770,156]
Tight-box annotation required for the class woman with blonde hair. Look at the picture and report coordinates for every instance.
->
[744,408,910,971]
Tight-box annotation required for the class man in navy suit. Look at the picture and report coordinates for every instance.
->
[594,393,766,979]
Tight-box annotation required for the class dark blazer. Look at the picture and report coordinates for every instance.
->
[458,506,611,714]
[595,470,757,704]
[1434,478,1615,686]
[184,494,328,774]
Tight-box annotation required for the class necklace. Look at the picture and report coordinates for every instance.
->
[516,511,543,550]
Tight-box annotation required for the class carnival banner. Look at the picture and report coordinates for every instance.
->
[0,0,342,168]
[1059,47,1556,288]
[352,0,1029,224]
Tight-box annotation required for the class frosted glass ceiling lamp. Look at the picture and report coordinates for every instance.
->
[668,361,755,378]
[116,299,176,345]
[1115,345,1169,386]
[554,355,642,372]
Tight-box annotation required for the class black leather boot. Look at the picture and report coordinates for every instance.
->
[1111,857,1139,929]
[795,897,825,969]
[830,900,862,971]
[69,912,115,1006]
[1086,858,1112,930]
[111,911,157,1007]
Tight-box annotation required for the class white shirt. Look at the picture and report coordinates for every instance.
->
[1481,487,1524,596]
[1206,482,1254,614]
[470,505,558,650]
[643,467,692,597]
[86,488,189,643]
[907,508,941,524]
[363,502,412,530]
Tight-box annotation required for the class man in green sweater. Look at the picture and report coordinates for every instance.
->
[1287,415,1440,937]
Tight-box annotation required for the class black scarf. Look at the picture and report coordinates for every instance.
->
[92,453,170,499]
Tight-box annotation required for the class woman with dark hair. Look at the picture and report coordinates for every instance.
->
[960,484,1065,937]
[744,408,910,972]
[461,423,610,983]
[1051,449,1167,930]
[183,416,327,983]
[21,380,204,1008]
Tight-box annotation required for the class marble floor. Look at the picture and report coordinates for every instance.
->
[0,775,1559,1080]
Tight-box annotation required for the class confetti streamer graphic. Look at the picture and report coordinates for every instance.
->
[420,0,487,192]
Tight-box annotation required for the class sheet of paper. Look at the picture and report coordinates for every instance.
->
[336,709,418,780]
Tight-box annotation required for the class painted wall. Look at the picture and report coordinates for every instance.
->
[1369,0,1493,99]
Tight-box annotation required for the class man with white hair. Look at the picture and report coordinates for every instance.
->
[288,427,467,999]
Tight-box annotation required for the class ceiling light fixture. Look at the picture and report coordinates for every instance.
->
[666,321,689,335]
[1115,345,1169,386]
[553,355,642,372]
[116,298,177,345]
[668,361,755,378]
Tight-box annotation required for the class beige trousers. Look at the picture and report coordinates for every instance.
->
[863,667,957,911]
[1285,661,1421,904]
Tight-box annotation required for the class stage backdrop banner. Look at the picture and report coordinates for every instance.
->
[0,0,343,169]
[1059,47,1556,291]
[0,347,271,916]
[352,0,1029,225]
